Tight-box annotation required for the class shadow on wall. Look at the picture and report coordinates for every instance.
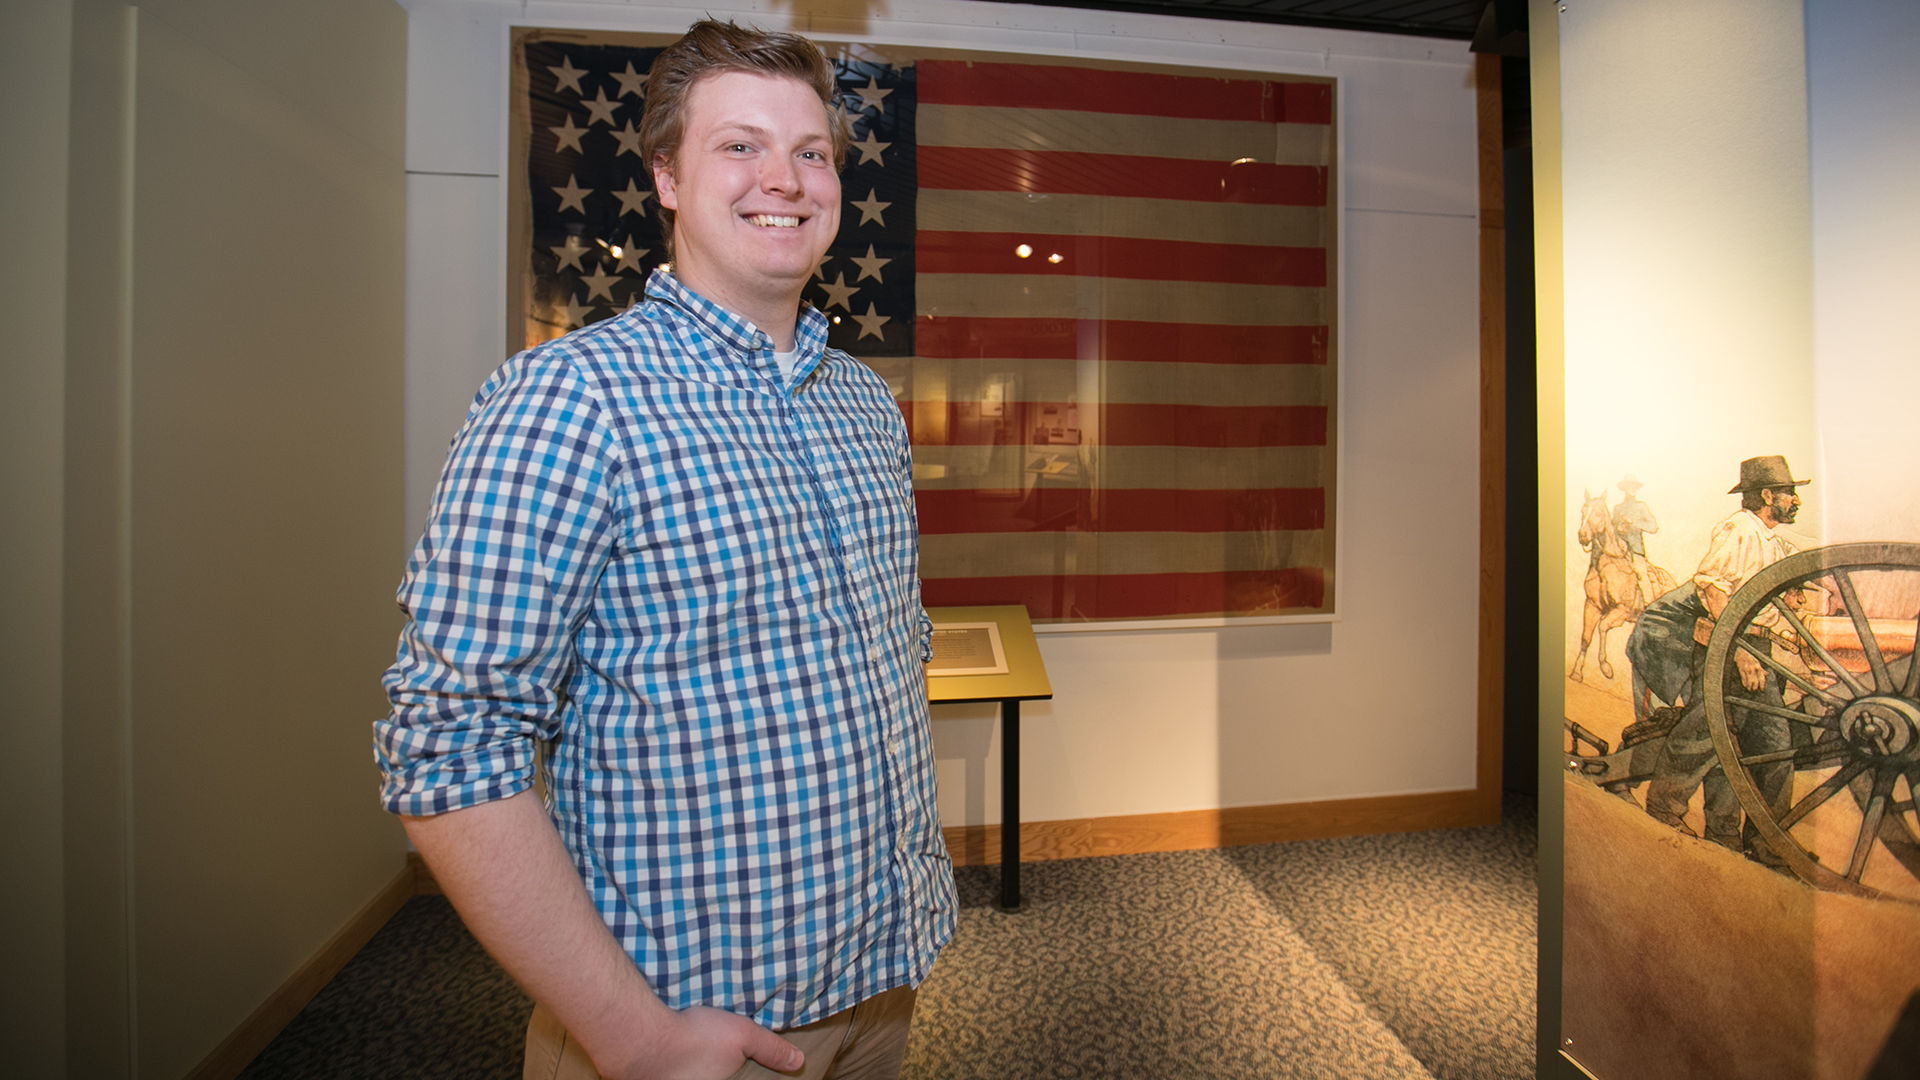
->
[930,701,999,838]
[1217,622,1335,662]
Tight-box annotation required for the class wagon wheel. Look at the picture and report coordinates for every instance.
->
[1704,542,1920,900]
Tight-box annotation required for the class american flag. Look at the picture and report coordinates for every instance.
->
[516,38,1336,623]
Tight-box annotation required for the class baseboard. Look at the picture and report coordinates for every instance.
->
[942,787,1502,866]
[182,863,416,1080]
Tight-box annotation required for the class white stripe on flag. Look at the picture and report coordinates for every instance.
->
[908,445,1328,491]
[903,357,1326,407]
[916,104,1330,165]
[920,529,1328,578]
[915,190,1328,248]
[917,275,1325,325]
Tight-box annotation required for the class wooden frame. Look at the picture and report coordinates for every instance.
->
[508,29,1343,628]
[943,788,1503,865]
[1475,52,1508,824]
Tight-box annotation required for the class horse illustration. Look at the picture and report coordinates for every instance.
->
[1572,488,1674,682]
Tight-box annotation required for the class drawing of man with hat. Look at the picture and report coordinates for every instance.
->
[1641,455,1814,865]
[1611,474,1660,603]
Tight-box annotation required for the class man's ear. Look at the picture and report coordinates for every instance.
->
[652,156,678,211]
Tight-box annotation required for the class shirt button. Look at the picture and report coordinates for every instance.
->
[889,738,903,755]
[867,647,880,661]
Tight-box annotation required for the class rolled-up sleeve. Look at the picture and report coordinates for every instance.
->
[374,352,623,817]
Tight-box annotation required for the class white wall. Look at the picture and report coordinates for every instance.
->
[400,0,1484,824]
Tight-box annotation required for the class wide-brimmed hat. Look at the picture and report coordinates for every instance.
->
[1617,474,1643,493]
[1728,455,1810,494]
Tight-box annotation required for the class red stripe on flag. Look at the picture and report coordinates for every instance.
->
[1281,82,1334,126]
[920,568,1328,620]
[914,487,1325,534]
[915,317,1329,365]
[917,231,1325,288]
[918,146,1326,207]
[902,401,1326,448]
[917,59,1331,125]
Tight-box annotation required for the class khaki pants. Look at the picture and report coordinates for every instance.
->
[524,986,917,1080]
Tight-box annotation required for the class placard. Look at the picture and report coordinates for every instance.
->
[925,622,1009,677]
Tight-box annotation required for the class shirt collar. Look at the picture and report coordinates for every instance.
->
[643,269,831,375]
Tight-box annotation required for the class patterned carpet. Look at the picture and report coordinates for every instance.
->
[239,796,1535,1079]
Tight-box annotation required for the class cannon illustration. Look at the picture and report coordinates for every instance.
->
[1568,542,1920,901]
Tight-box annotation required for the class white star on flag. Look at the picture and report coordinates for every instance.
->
[552,175,592,214]
[610,61,647,100]
[851,244,891,283]
[548,114,587,154]
[852,302,890,341]
[849,129,890,166]
[560,293,593,328]
[816,272,860,311]
[579,262,620,301]
[550,236,591,272]
[547,56,587,94]
[581,88,622,127]
[610,119,643,158]
[850,189,891,227]
[615,236,649,274]
[851,77,893,112]
[612,178,653,217]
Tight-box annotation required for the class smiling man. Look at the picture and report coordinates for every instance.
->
[375,22,953,1080]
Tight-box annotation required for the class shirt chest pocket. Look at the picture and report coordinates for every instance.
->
[819,421,916,558]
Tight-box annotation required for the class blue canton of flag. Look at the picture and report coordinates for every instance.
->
[817,62,916,358]
[521,43,916,359]
[523,42,669,342]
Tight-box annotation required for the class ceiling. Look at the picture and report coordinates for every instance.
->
[990,0,1488,39]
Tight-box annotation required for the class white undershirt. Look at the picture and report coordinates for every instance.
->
[774,347,801,380]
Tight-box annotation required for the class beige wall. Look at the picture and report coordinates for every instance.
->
[13,1,411,1075]
[0,1,74,1076]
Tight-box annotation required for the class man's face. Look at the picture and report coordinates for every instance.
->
[1762,485,1800,524]
[653,71,840,316]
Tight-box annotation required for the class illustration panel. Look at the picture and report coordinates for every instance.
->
[1561,456,1920,1079]
[509,28,1338,625]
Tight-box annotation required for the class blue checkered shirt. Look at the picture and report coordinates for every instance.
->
[375,270,955,1029]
